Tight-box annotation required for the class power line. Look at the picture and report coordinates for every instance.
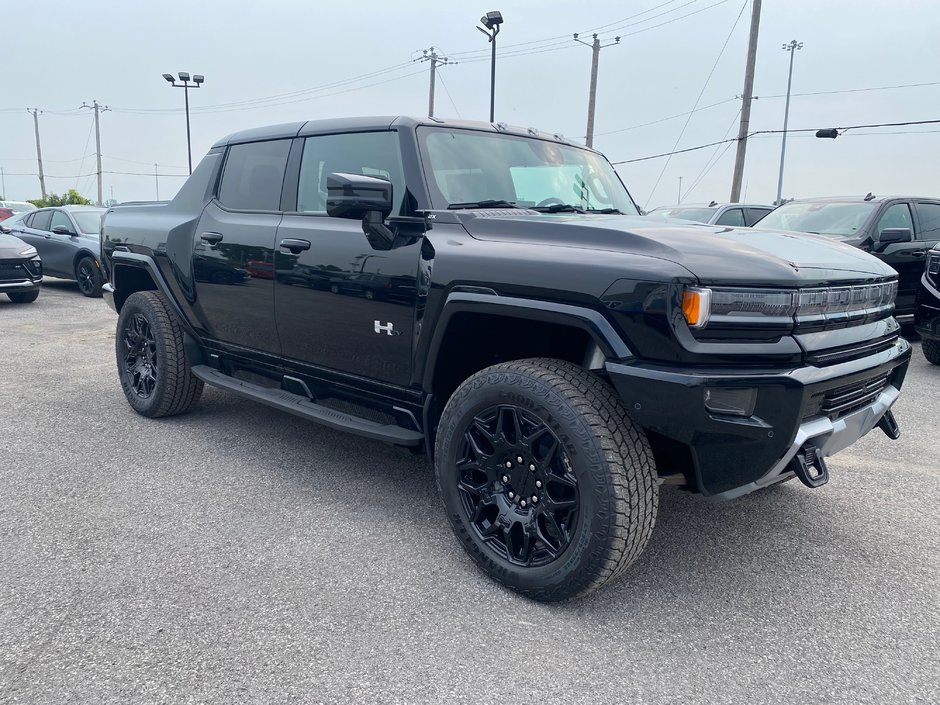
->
[682,108,741,200]
[435,69,462,119]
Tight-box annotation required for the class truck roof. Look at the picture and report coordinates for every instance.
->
[211,116,583,149]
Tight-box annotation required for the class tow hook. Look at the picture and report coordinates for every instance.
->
[877,409,901,440]
[791,444,829,488]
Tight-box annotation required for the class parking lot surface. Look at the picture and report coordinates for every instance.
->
[1,281,938,704]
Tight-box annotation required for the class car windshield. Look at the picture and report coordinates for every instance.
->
[8,202,37,213]
[645,207,716,223]
[755,201,877,237]
[418,127,640,214]
[73,211,104,235]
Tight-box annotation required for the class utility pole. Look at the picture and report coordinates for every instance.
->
[416,48,456,117]
[1,167,5,199]
[775,39,803,206]
[574,33,620,148]
[81,100,110,206]
[27,108,47,200]
[729,0,761,203]
[154,163,159,200]
[678,176,683,204]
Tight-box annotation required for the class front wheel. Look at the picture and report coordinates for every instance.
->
[923,339,940,365]
[434,358,658,602]
[75,255,102,297]
[116,291,203,417]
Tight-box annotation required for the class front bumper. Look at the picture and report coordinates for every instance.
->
[606,336,911,497]
[0,277,42,292]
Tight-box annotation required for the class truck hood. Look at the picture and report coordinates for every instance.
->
[0,232,33,259]
[458,213,896,286]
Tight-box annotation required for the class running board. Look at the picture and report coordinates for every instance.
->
[190,365,424,447]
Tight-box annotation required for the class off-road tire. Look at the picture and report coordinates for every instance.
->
[923,339,940,365]
[116,291,203,418]
[7,290,39,303]
[75,255,103,298]
[435,358,658,602]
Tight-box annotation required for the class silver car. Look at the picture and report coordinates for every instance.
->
[0,205,106,297]
[645,202,774,227]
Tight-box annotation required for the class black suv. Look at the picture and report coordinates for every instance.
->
[754,195,940,317]
[100,117,910,601]
[915,244,940,364]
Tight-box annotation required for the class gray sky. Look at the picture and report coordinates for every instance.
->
[2,0,938,208]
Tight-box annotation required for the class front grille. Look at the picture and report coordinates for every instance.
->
[0,260,29,282]
[805,334,899,366]
[819,373,890,419]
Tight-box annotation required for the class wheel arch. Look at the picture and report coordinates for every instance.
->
[72,247,101,276]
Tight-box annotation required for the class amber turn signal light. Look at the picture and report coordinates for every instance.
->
[682,287,712,329]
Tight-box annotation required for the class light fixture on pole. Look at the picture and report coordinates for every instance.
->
[163,71,205,174]
[477,10,504,122]
[774,40,802,206]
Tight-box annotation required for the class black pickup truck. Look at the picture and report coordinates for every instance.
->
[101,116,910,601]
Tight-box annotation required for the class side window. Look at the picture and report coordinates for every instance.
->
[745,208,772,225]
[31,210,52,231]
[876,203,915,236]
[22,213,35,228]
[296,131,406,215]
[715,208,745,227]
[916,203,940,241]
[218,139,291,211]
[50,210,73,233]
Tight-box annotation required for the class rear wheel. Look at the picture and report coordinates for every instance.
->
[435,358,658,602]
[7,290,39,304]
[923,339,940,365]
[116,291,203,418]
[75,255,102,297]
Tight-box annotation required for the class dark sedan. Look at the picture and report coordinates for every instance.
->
[754,195,940,317]
[1,205,106,297]
[0,231,43,303]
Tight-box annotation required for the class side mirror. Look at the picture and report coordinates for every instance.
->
[0,225,11,234]
[879,228,912,244]
[326,173,393,220]
[52,225,74,235]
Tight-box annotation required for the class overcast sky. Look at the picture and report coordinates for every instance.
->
[2,0,938,208]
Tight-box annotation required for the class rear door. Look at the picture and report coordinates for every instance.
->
[15,210,63,275]
[190,138,290,355]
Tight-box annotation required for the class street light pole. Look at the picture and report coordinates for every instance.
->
[163,72,204,174]
[477,11,504,122]
[775,40,802,206]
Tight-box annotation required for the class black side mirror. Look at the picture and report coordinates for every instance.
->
[879,228,912,244]
[326,173,393,220]
[52,225,74,235]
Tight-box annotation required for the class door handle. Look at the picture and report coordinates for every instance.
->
[279,238,311,253]
[200,232,223,245]
[911,250,926,258]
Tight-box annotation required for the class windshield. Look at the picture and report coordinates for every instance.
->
[418,127,639,214]
[73,210,104,235]
[7,202,37,213]
[755,201,876,237]
[645,207,716,223]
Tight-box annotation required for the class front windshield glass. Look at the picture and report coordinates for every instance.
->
[418,127,640,214]
[73,210,104,235]
[645,207,715,223]
[755,202,876,237]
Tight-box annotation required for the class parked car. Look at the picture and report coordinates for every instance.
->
[0,200,37,214]
[0,230,42,303]
[753,195,940,317]
[645,202,774,227]
[0,208,14,222]
[914,244,940,365]
[1,205,106,297]
[100,116,909,602]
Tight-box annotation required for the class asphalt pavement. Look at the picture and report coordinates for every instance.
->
[1,280,937,704]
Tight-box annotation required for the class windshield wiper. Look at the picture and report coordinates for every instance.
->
[447,199,520,210]
[585,207,625,214]
[531,203,587,214]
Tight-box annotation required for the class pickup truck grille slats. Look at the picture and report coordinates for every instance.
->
[805,334,899,366]
[819,373,890,419]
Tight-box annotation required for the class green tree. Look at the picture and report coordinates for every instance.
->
[28,189,94,208]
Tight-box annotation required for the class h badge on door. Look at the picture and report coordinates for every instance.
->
[374,320,400,336]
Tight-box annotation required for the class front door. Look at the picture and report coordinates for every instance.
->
[872,202,922,313]
[274,130,421,386]
[190,138,291,355]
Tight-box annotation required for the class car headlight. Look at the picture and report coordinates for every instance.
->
[18,246,37,257]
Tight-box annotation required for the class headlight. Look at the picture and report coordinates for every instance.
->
[682,281,897,329]
[18,246,37,257]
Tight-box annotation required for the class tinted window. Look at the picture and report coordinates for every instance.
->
[916,203,940,241]
[218,140,291,211]
[31,210,52,231]
[297,131,406,215]
[876,203,915,236]
[50,210,73,232]
[756,202,876,237]
[745,207,772,225]
[715,208,745,226]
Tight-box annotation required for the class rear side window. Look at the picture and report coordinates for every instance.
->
[31,210,52,231]
[916,203,940,241]
[218,140,291,211]
[715,208,745,227]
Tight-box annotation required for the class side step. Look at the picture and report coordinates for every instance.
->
[190,365,424,447]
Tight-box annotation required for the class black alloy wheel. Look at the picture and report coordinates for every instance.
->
[122,313,158,398]
[76,256,102,297]
[457,405,579,567]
